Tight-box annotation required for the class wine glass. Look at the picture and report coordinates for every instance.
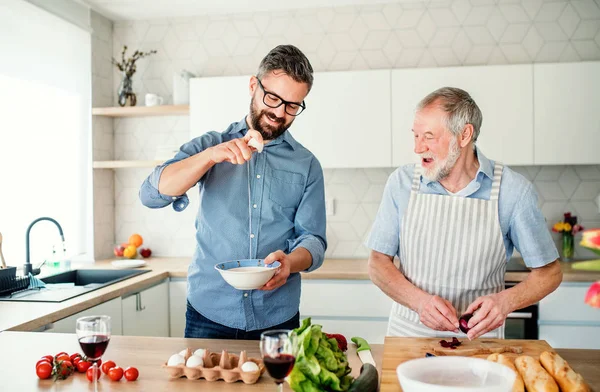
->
[260,329,297,392]
[76,316,111,392]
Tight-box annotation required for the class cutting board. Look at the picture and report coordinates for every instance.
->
[380,337,554,392]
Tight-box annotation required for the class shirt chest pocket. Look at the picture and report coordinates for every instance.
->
[269,169,305,208]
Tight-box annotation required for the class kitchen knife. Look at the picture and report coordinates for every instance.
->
[351,336,376,367]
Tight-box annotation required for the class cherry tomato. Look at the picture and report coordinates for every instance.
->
[69,353,81,362]
[86,366,102,382]
[108,366,124,381]
[76,361,92,373]
[73,357,81,365]
[56,360,74,379]
[124,366,139,381]
[101,360,116,374]
[56,354,70,363]
[41,355,54,363]
[36,362,53,379]
[54,351,68,359]
[36,359,51,369]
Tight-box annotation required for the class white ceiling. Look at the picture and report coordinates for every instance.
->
[81,0,407,21]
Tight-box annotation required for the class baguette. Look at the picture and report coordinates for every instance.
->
[487,353,524,392]
[514,355,559,392]
[539,351,590,392]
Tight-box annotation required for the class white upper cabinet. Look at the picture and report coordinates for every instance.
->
[190,70,392,168]
[391,65,534,167]
[534,62,600,165]
[291,70,392,168]
[190,75,251,137]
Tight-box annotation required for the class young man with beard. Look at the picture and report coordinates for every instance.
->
[139,45,326,339]
[366,87,562,339]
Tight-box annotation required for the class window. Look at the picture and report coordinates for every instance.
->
[0,0,92,268]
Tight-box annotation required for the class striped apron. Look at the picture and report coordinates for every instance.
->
[388,163,506,338]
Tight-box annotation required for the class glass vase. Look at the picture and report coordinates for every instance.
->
[562,233,574,262]
[117,72,137,107]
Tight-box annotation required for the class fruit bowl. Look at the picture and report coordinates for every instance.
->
[214,259,280,290]
[396,356,515,392]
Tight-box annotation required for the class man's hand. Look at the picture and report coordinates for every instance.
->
[209,130,263,165]
[464,293,509,340]
[260,250,291,291]
[418,295,460,332]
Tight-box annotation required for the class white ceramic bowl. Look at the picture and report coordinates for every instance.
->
[396,356,516,392]
[214,259,281,290]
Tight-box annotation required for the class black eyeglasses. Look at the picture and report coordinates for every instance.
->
[256,78,306,116]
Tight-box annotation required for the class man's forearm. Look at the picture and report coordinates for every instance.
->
[158,149,215,196]
[288,247,313,273]
[368,251,430,313]
[499,259,563,313]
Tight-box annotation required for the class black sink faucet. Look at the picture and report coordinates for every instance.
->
[24,217,65,276]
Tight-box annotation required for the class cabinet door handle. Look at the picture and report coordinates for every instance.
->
[136,292,146,312]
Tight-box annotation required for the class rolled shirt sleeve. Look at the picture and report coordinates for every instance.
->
[365,169,404,258]
[139,133,219,212]
[289,157,327,272]
[508,183,559,268]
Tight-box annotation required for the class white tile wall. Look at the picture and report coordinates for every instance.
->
[90,1,600,260]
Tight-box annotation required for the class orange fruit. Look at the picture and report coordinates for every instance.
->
[123,245,137,259]
[129,234,143,247]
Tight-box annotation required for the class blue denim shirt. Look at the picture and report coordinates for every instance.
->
[366,148,559,268]
[139,118,327,330]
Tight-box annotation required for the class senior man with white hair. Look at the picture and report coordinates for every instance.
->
[366,87,562,339]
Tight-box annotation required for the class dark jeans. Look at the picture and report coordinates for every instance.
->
[184,301,300,340]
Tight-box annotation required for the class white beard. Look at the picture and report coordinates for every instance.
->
[422,137,461,182]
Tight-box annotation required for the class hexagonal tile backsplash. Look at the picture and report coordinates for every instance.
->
[92,1,600,260]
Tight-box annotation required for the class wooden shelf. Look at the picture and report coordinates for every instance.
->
[93,160,163,169]
[92,105,189,117]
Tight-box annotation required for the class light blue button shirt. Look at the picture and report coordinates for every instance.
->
[139,118,327,330]
[366,148,559,268]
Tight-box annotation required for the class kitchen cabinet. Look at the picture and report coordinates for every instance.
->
[122,280,169,337]
[538,282,600,349]
[391,64,534,167]
[300,279,393,344]
[169,278,187,337]
[45,297,123,335]
[534,62,600,165]
[190,70,392,168]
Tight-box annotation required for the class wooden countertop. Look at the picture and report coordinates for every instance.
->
[0,331,384,391]
[2,331,598,391]
[1,257,598,332]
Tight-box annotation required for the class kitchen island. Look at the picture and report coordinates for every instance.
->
[1,331,598,391]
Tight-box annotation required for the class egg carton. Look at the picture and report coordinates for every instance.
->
[162,348,265,384]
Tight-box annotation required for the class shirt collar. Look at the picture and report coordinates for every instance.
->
[421,146,494,187]
[230,116,298,151]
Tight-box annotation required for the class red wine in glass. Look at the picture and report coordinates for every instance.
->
[79,335,110,361]
[263,354,296,381]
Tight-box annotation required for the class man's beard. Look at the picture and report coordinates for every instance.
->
[421,136,461,182]
[249,96,293,141]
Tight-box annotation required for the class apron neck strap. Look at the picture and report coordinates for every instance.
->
[490,163,504,201]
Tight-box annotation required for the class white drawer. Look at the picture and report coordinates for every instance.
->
[306,317,389,345]
[539,325,600,349]
[539,283,600,323]
[300,280,394,318]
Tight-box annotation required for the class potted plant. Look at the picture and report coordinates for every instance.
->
[112,45,157,107]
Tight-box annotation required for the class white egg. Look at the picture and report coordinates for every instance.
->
[241,361,260,372]
[167,353,185,366]
[193,348,206,357]
[186,355,204,368]
[179,349,188,357]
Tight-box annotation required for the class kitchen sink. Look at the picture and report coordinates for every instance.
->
[0,269,150,303]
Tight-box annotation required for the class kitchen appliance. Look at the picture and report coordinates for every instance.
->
[504,282,539,340]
